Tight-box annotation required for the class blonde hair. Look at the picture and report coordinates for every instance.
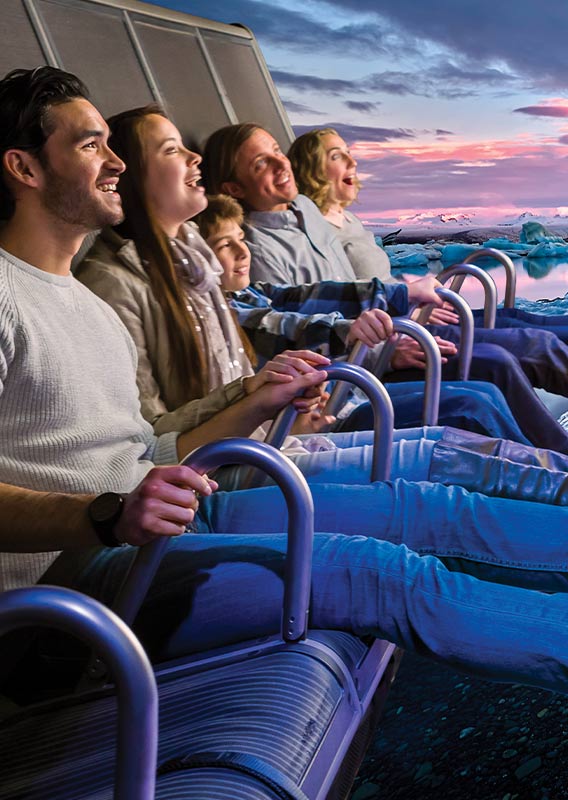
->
[288,128,360,212]
[195,194,244,241]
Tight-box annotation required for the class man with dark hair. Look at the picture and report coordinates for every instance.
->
[0,66,328,592]
[3,67,568,695]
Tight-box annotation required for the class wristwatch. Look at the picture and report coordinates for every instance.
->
[88,492,125,548]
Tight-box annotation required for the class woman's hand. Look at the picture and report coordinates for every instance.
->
[290,391,336,434]
[391,335,457,370]
[406,275,444,307]
[243,350,330,395]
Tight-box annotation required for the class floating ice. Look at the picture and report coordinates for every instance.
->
[520,221,565,245]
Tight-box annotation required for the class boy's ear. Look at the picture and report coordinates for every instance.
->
[221,180,245,200]
[3,149,42,189]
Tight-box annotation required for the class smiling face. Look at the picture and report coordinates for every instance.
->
[321,132,359,208]
[227,129,297,212]
[37,98,125,230]
[142,114,207,236]
[207,218,251,291]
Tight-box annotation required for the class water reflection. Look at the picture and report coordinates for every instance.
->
[393,256,568,307]
[522,257,565,280]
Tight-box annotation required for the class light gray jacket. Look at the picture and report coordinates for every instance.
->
[76,226,248,435]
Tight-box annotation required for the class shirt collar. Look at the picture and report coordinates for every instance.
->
[247,200,303,231]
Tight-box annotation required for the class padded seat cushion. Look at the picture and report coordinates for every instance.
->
[0,648,346,799]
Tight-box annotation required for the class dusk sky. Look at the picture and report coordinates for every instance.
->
[157,0,568,227]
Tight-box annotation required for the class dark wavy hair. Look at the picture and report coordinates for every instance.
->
[107,104,208,399]
[0,66,89,220]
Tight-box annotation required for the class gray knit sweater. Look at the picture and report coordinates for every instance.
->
[0,249,179,591]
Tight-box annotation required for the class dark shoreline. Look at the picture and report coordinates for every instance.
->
[377,224,568,246]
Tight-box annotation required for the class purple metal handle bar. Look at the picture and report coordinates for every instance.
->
[459,248,516,308]
[113,438,314,642]
[257,361,393,484]
[0,586,157,800]
[415,286,474,381]
[359,317,441,426]
[437,263,497,328]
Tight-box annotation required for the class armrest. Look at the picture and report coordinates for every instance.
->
[261,361,394,482]
[0,586,157,800]
[437,263,498,328]
[365,318,441,426]
[415,287,474,381]
[462,248,516,308]
[113,439,314,643]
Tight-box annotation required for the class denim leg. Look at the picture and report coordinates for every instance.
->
[286,436,436,484]
[67,531,568,692]
[200,479,568,591]
[445,342,568,453]
[434,323,568,397]
[384,380,532,444]
[472,307,568,343]
[326,426,446,448]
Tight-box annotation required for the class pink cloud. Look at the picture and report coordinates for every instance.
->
[350,135,565,163]
[514,98,568,117]
[347,132,568,223]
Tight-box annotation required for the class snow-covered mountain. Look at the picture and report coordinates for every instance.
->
[498,210,568,227]
[397,211,474,226]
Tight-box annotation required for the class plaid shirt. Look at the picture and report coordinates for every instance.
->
[229,278,408,360]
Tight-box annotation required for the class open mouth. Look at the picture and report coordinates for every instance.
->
[343,175,356,186]
[274,172,290,188]
[97,180,119,193]
[185,172,202,189]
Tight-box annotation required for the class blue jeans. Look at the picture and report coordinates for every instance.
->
[216,427,443,489]
[64,516,568,693]
[338,380,531,444]
[473,307,568,344]
[200,478,568,591]
[386,341,568,453]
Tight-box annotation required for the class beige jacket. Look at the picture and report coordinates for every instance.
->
[75,226,248,435]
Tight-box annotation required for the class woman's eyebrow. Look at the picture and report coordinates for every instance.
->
[158,136,179,147]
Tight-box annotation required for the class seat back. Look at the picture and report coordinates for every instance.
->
[2,0,293,151]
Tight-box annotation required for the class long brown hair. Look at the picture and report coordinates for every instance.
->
[202,122,261,199]
[107,104,207,398]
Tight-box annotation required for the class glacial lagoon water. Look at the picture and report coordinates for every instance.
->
[393,255,568,314]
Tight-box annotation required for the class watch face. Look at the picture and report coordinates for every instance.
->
[91,492,123,523]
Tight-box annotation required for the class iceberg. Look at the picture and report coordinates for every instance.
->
[384,242,443,268]
[440,243,481,263]
[520,221,566,245]
[482,238,530,255]
[526,241,568,258]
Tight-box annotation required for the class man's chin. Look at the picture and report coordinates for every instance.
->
[99,208,125,228]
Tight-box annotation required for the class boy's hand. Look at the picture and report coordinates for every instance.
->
[291,391,335,434]
[347,308,394,347]
[418,302,460,326]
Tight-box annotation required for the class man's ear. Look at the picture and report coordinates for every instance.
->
[221,180,245,200]
[3,150,42,189]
